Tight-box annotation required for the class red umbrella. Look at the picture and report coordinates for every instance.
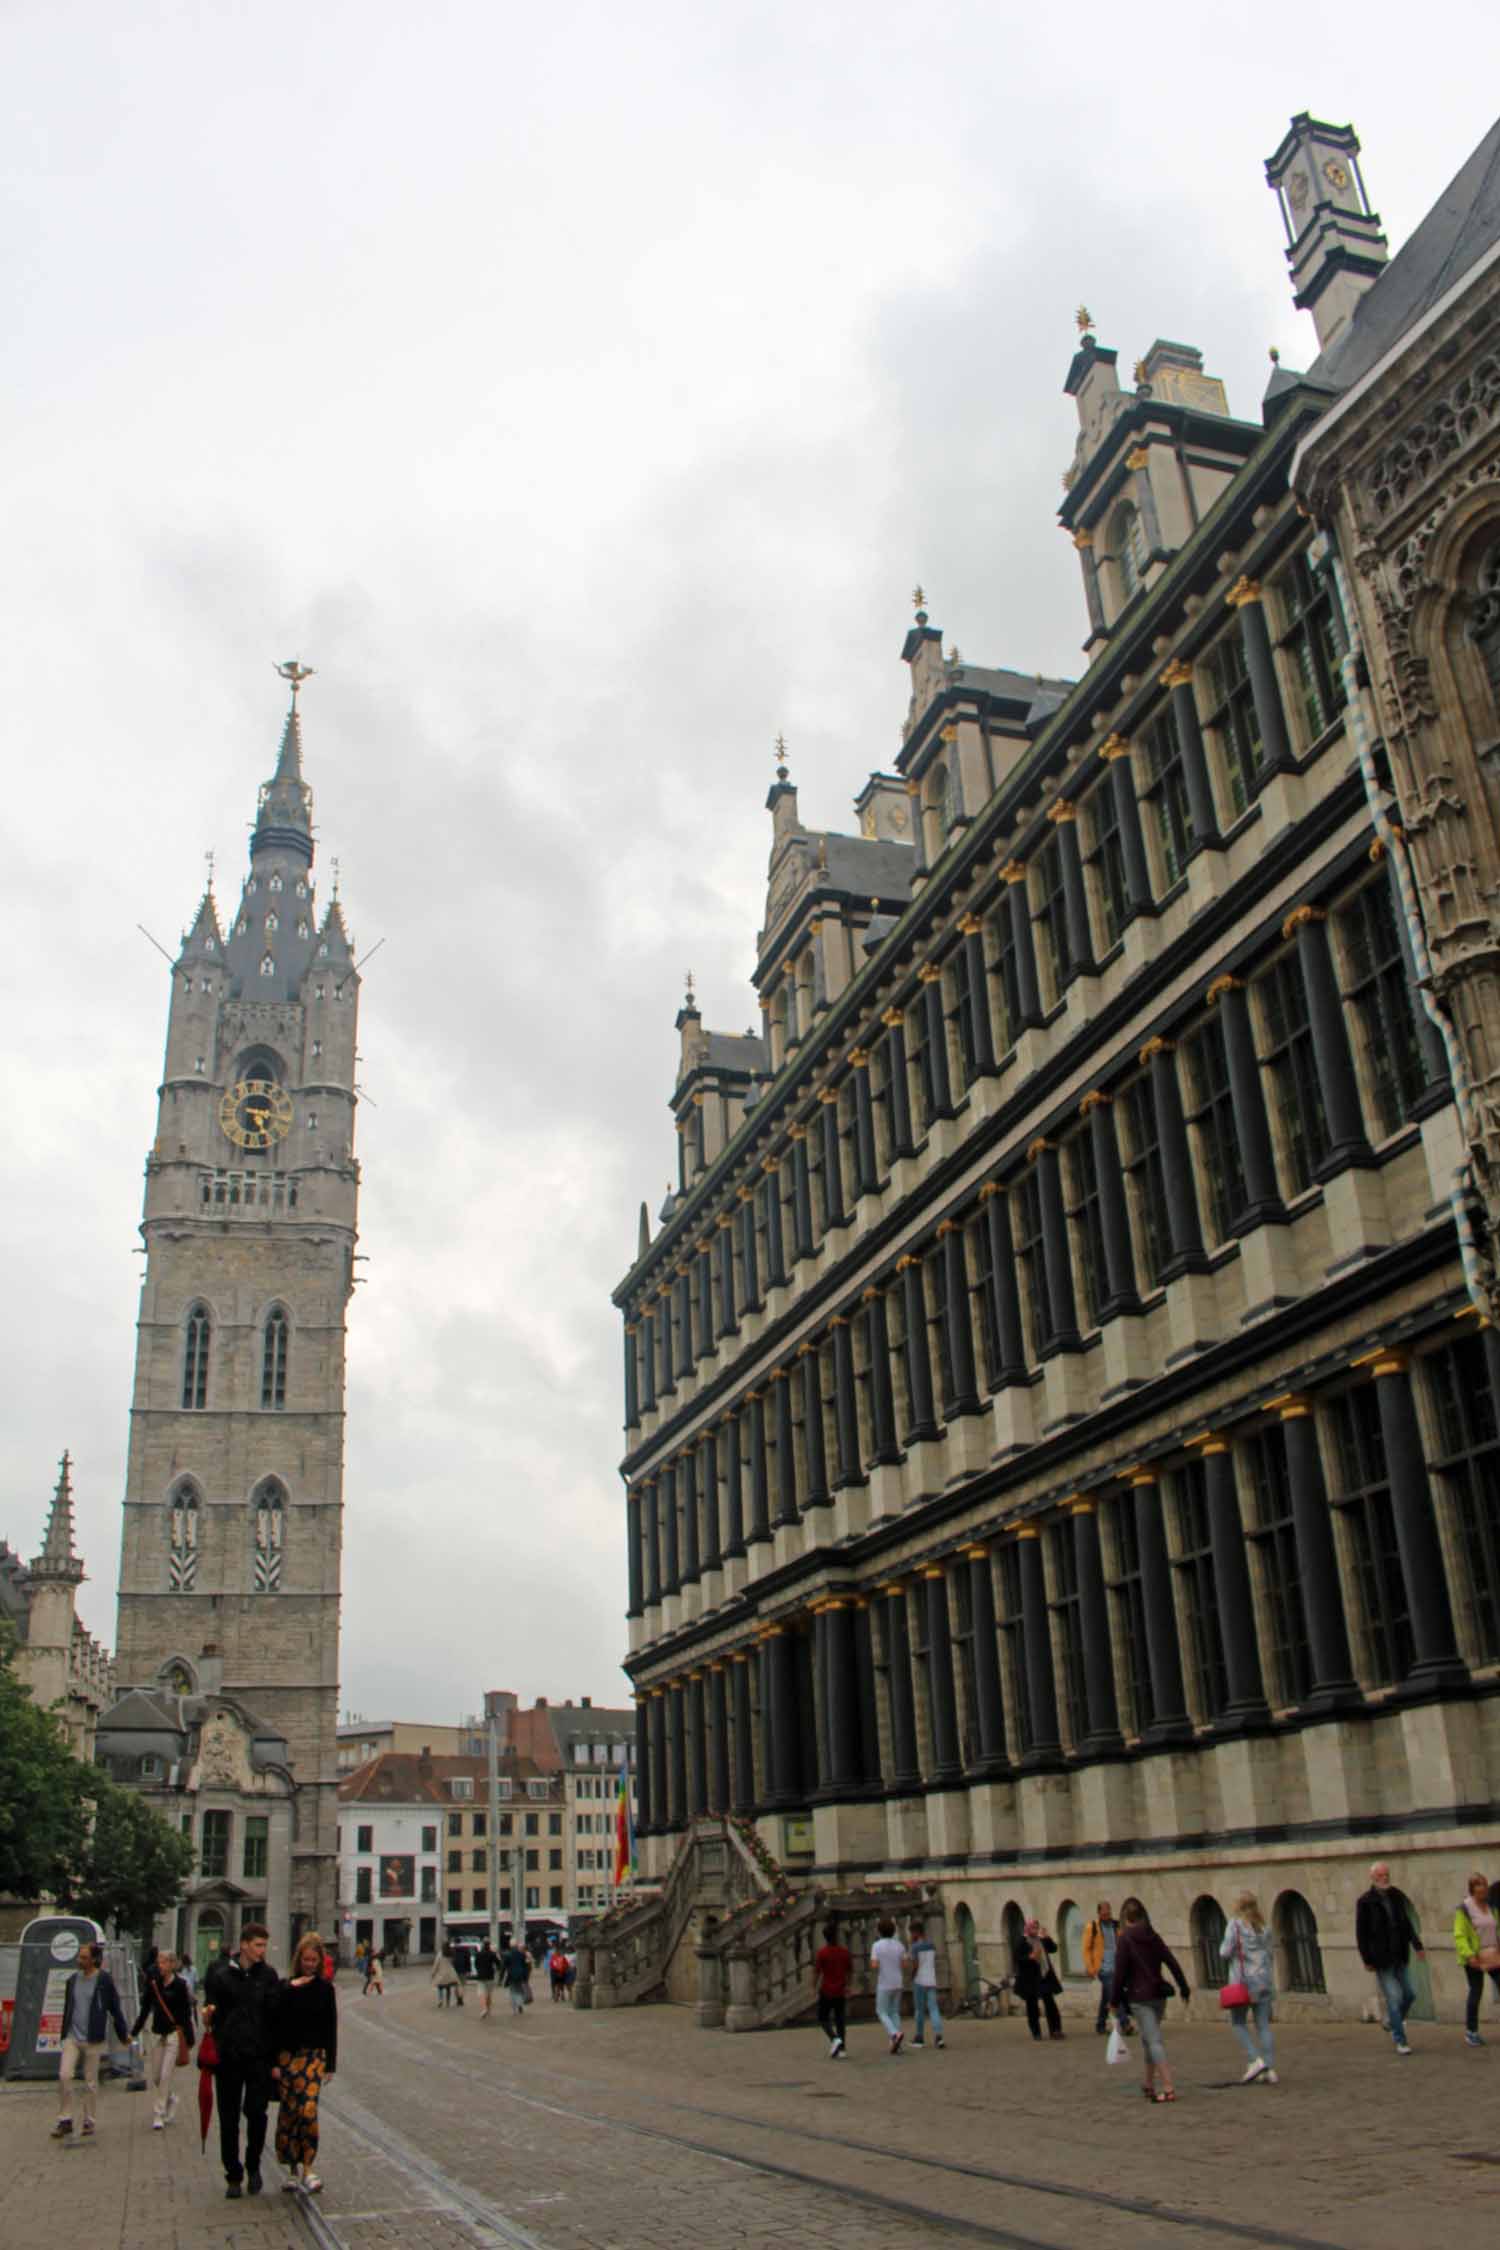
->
[196,2029,219,2152]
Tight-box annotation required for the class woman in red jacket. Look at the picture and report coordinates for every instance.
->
[1109,1900,1191,2102]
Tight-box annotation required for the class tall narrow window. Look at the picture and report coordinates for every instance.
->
[1181,1017,1244,1244]
[261,1309,289,1411]
[1106,1499,1154,1738]
[1012,1168,1051,1360]
[1205,630,1264,816]
[1469,542,1500,702]
[1256,953,1331,1195]
[253,1479,286,1594]
[1427,1334,1500,1663]
[1328,1389,1411,1688]
[1111,501,1147,603]
[168,1482,200,1593]
[1120,1074,1171,1287]
[1170,1461,1227,1723]
[1062,1127,1106,1329]
[182,1305,211,1410]
[1034,836,1072,1001]
[200,1809,230,1879]
[1336,880,1427,1138]
[1274,551,1346,744]
[1082,775,1128,949]
[995,1545,1032,1760]
[1141,704,1194,887]
[1244,1426,1311,1707]
[1047,1523,1088,1752]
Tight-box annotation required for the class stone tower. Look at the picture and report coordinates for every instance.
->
[114,673,359,1939]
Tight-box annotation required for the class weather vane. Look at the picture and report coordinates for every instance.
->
[275,658,316,701]
[774,733,789,781]
[684,969,695,1005]
[1076,305,1095,335]
[204,847,215,891]
[912,584,927,614]
[332,855,342,900]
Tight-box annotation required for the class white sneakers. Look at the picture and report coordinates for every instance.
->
[827,2036,844,2059]
[1241,2060,1266,2082]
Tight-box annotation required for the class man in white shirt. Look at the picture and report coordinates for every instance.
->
[870,1916,907,2055]
[908,1917,945,2049]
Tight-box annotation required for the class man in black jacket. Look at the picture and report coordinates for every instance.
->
[203,1923,280,2197]
[1355,1861,1425,2055]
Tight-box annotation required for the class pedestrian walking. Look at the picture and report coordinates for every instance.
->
[1111,1899,1190,2102]
[476,1940,499,2018]
[1355,1861,1425,2056]
[1083,1901,1133,2036]
[202,1921,279,2198]
[870,1915,907,2055]
[1219,1892,1277,2085]
[501,1939,531,2018]
[549,1943,570,2002]
[908,1918,945,2049]
[271,1933,337,2197]
[1013,1918,1064,2041]
[814,1919,851,2059]
[1455,1871,1500,2047]
[362,1948,384,1997]
[49,1941,130,2144]
[430,1948,461,2008]
[130,1946,196,2128]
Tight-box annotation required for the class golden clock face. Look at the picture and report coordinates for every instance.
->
[219,1076,293,1150]
[1323,159,1350,192]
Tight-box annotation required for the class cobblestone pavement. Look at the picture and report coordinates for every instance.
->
[5,1973,1498,2248]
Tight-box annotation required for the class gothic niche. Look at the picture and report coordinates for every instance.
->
[253,1478,286,1593]
[168,1482,200,1592]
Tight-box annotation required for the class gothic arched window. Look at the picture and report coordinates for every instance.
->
[1469,540,1500,706]
[253,1478,286,1593]
[168,1482,200,1592]
[182,1305,211,1410]
[259,954,275,978]
[261,1309,289,1411]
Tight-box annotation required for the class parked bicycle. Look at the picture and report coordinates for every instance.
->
[954,1975,1008,2018]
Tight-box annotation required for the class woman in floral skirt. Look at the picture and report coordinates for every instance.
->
[271,1932,338,2195]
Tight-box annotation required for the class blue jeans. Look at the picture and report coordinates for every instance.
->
[1375,1965,1415,2045]
[1133,2000,1168,2066]
[912,1986,943,2041]
[1229,1995,1275,2068]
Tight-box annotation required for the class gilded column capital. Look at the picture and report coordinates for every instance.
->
[1046,797,1078,825]
[1281,904,1327,940]
[1138,1035,1175,1065]
[1078,1088,1112,1115]
[1160,657,1194,689]
[787,1121,808,1141]
[1369,838,1387,864]
[1002,859,1029,885]
[1012,1524,1040,1542]
[1225,575,1263,610]
[1067,1495,1096,1516]
[1371,1349,1409,1377]
[1205,973,1242,1007]
[936,1218,958,1238]
[1101,733,1133,762]
[940,721,959,745]
[1126,1464,1159,1488]
[920,1563,947,1581]
[860,1284,882,1304]
[715,1213,733,1230]
[761,1154,780,1175]
[1073,528,1095,550]
[1125,445,1151,471]
[1273,1394,1313,1421]
[1026,1136,1053,1161]
[895,1252,921,1273]
[829,1312,850,1329]
[917,962,943,984]
[736,1183,755,1202]
[963,1542,990,1560]
[977,1180,1002,1201]
[847,1046,870,1069]
[817,1086,839,1104]
[958,911,983,936]
[881,1004,905,1027]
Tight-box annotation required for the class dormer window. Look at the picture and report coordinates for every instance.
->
[269,872,283,892]
[1110,501,1148,603]
[297,919,310,938]
[265,912,279,933]
[259,954,275,977]
[449,1776,474,1799]
[295,879,307,897]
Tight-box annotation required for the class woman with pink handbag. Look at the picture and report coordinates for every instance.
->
[1220,1893,1276,2084]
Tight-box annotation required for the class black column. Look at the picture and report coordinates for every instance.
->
[965,1546,1008,1772]
[881,1011,916,1154]
[823,1599,860,1794]
[624,1320,641,1430]
[1106,741,1154,919]
[920,972,955,1117]
[1035,1141,1081,1349]
[961,917,999,1073]
[811,1605,832,1792]
[940,1221,982,1416]
[643,1478,661,1605]
[850,1052,880,1192]
[641,1310,657,1413]
[647,1693,667,1835]
[800,1344,830,1511]
[708,1666,730,1813]
[1053,808,1094,976]
[1071,1505,1123,1755]
[730,1657,755,1812]
[898,1254,940,1440]
[883,1584,921,1789]
[1232,586,1293,773]
[660,1466,680,1594]
[1016,1532,1063,1765]
[687,1674,708,1815]
[739,1191,761,1312]
[696,1245,715,1357]
[677,1270,693,1372]
[722,1411,745,1558]
[1144,1039,1207,1274]
[791,1133,815,1260]
[680,1448,700,1584]
[772,1369,799,1526]
[854,1600,883,1787]
[820,1097,847,1227]
[626,1488,644,1618]
[1084,1094,1139,1316]
[763,1165,787,1287]
[1162,660,1221,848]
[1280,1401,1361,1713]
[1004,868,1044,1028]
[1213,979,1283,1227]
[747,1391,771,1545]
[1288,907,1372,1171]
[716,1221,737,1338]
[830,1316,864,1487]
[634,1697,652,1833]
[700,1432,721,1571]
[980,1187,1028,1383]
[666,1684,688,1829]
[657,1292,675,1397]
[922,1566,963,1785]
[765,1629,801,1806]
[1374,1353,1468,1696]
[863,1286,901,1464]
[1200,1440,1270,1728]
[1132,1474,1192,1746]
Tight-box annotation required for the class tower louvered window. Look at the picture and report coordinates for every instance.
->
[168,1483,200,1592]
[253,1480,286,1592]
[182,1306,211,1410]
[261,1310,289,1410]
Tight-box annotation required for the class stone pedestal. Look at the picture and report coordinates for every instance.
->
[925,1787,971,1860]
[885,1793,930,1865]
[812,1796,888,1872]
[772,1522,807,1571]
[1293,1717,1382,1829]
[698,1567,724,1614]
[967,1777,1019,1857]
[1209,1732,1284,1834]
[1100,1314,1153,1397]
[1073,1758,1136,1849]
[660,1594,683,1636]
[1041,1352,1092,1432]
[1137,1747,1204,1840]
[1419,1100,1465,1212]
[720,1556,748,1601]
[1017,1767,1074,1853]
[1397,1697,1486,1811]
[866,1461,904,1526]
[902,1435,947,1505]
[1165,1268,1219,1363]
[943,1413,991,1481]
[695,1944,725,2028]
[833,1484,872,1542]
[1321,1165,1390,1272]
[1237,1222,1301,1323]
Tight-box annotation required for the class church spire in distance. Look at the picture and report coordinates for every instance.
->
[32,1452,84,1585]
[224,663,322,999]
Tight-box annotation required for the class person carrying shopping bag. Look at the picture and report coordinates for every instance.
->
[1220,1892,1277,2085]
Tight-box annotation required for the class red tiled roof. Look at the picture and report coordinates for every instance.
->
[337,1750,559,1804]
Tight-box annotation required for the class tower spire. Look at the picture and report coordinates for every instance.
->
[32,1452,84,1585]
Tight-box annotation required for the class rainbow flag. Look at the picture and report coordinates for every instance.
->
[612,1766,635,1889]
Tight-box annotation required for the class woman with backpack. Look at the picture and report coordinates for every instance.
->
[1220,1892,1277,2084]
[1110,1899,1191,2102]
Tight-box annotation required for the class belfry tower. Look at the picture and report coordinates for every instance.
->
[114,668,359,1938]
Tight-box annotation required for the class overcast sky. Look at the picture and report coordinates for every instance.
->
[3,4,1494,1724]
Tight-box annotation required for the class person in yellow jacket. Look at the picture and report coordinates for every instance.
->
[1455,1872,1500,2047]
[1082,1901,1134,2037]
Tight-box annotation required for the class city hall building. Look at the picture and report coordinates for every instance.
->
[611,112,1500,2019]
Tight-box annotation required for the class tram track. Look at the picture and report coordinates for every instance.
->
[339,2004,1359,2250]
